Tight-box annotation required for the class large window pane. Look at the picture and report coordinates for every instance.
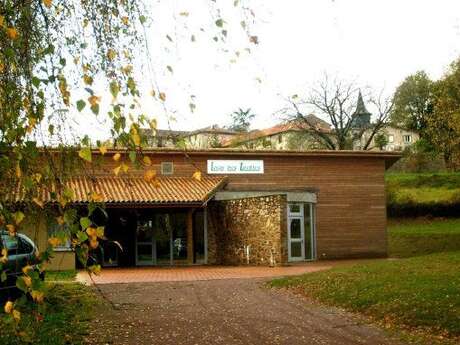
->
[290,241,302,257]
[304,203,314,260]
[290,219,301,239]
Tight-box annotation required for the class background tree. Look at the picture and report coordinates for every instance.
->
[280,75,392,150]
[228,107,256,132]
[0,0,257,333]
[391,71,434,136]
[427,59,460,169]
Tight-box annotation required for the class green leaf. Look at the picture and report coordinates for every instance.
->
[76,231,88,243]
[90,104,100,115]
[80,217,91,230]
[32,77,41,88]
[78,147,92,162]
[1,271,6,283]
[215,19,224,27]
[76,99,86,112]
[16,277,28,293]
[129,150,136,163]
[166,65,173,73]
[139,15,147,24]
[109,81,119,99]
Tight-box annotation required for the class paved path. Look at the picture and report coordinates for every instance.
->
[86,278,403,345]
[77,260,378,284]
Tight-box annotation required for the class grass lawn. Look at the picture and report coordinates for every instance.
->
[389,218,460,257]
[0,282,99,345]
[45,270,77,282]
[271,218,460,344]
[386,173,460,204]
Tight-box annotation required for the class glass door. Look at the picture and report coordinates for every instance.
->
[288,203,305,261]
[136,218,155,265]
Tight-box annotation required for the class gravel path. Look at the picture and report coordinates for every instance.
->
[87,278,404,345]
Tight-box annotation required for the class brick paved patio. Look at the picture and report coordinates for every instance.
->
[76,260,375,285]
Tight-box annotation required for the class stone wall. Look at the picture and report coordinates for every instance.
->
[207,195,286,265]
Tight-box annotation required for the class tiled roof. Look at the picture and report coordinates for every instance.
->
[222,116,331,147]
[11,176,227,205]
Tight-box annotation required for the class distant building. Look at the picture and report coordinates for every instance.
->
[350,92,419,151]
[221,115,331,150]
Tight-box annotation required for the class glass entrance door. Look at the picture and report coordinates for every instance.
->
[287,202,316,262]
[136,219,155,265]
[288,203,305,261]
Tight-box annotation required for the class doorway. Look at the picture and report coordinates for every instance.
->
[287,203,316,262]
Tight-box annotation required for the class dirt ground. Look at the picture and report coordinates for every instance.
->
[85,278,404,345]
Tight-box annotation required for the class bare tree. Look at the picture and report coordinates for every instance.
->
[279,75,393,150]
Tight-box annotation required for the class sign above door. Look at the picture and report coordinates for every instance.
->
[207,160,264,174]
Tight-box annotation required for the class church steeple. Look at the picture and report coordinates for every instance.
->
[352,90,371,128]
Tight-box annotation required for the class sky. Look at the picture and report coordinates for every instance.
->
[72,0,460,140]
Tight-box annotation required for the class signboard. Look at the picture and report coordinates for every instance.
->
[207,160,264,174]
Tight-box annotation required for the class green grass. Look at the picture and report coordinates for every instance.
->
[45,270,77,282]
[389,218,460,257]
[271,252,460,343]
[0,283,99,345]
[271,218,460,344]
[386,173,460,204]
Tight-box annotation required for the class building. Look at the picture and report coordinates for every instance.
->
[222,115,331,150]
[351,91,420,151]
[17,148,400,270]
[140,125,240,149]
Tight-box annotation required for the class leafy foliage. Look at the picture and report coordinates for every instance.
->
[228,107,255,132]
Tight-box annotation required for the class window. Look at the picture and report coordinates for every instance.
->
[278,135,282,144]
[0,235,33,255]
[388,135,394,143]
[161,162,174,175]
[403,135,412,143]
[48,224,72,251]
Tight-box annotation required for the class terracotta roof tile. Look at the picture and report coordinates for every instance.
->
[11,176,227,205]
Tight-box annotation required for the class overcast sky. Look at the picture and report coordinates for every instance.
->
[72,0,460,140]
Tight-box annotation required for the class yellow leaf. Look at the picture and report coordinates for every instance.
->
[132,133,141,146]
[89,239,99,249]
[99,145,107,155]
[22,265,33,275]
[33,197,44,208]
[159,92,166,102]
[121,16,129,25]
[0,15,4,28]
[179,11,189,17]
[91,192,103,202]
[113,165,121,176]
[149,119,157,130]
[23,276,32,287]
[56,216,65,225]
[43,0,52,8]
[113,153,121,161]
[88,264,101,275]
[4,301,13,314]
[88,95,101,107]
[48,237,61,247]
[6,27,18,40]
[192,170,202,181]
[107,49,117,61]
[13,211,25,225]
[143,156,152,166]
[12,309,21,322]
[121,163,129,173]
[86,227,97,239]
[96,226,104,238]
[31,290,45,303]
[150,89,156,98]
[83,74,93,85]
[143,169,156,182]
[6,224,16,236]
[0,248,8,264]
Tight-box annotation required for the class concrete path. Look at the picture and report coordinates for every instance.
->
[86,278,403,345]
